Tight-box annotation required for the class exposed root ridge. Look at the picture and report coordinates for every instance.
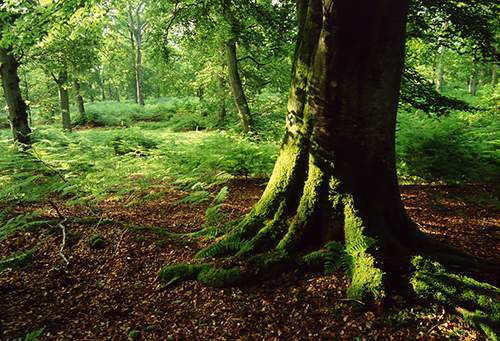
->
[411,256,500,340]
[342,196,385,300]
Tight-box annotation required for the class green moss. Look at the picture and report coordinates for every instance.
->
[128,329,140,341]
[277,159,325,251]
[195,234,244,259]
[247,251,296,277]
[0,249,34,272]
[342,197,384,300]
[303,241,345,274]
[411,256,500,339]
[197,266,243,287]
[158,263,210,285]
[88,234,106,250]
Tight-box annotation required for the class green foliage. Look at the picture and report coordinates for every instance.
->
[0,211,46,241]
[178,190,210,205]
[88,234,105,249]
[7,327,45,341]
[342,197,384,301]
[158,263,209,286]
[127,329,140,341]
[110,130,158,156]
[0,124,277,207]
[197,266,242,287]
[397,109,499,182]
[411,256,500,339]
[0,249,34,272]
[72,98,200,128]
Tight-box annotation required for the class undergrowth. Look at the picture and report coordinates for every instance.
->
[0,127,278,207]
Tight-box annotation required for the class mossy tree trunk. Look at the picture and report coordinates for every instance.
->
[160,2,500,333]
[197,0,422,291]
[0,47,32,147]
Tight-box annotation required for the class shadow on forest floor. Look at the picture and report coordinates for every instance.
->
[0,180,498,340]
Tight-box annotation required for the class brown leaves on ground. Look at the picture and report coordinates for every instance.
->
[0,180,498,340]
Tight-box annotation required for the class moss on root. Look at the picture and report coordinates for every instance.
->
[0,249,34,272]
[158,263,245,288]
[411,256,500,339]
[342,197,385,301]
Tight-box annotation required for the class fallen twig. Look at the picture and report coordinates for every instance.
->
[58,219,69,266]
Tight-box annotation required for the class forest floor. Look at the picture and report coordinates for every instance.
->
[0,180,499,340]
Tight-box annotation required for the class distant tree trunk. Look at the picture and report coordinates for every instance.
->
[492,64,497,87]
[218,74,226,126]
[129,28,139,104]
[435,46,445,92]
[22,69,32,127]
[226,39,252,133]
[98,68,106,101]
[468,69,478,96]
[89,84,95,103]
[56,70,71,132]
[73,79,86,118]
[135,27,145,106]
[128,2,145,106]
[0,47,31,147]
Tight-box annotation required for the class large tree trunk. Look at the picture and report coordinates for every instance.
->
[159,2,500,329]
[193,0,420,295]
[0,47,32,147]
[57,70,72,132]
[226,39,252,133]
[73,79,86,118]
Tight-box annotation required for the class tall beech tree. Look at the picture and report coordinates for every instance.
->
[0,47,31,146]
[160,2,499,331]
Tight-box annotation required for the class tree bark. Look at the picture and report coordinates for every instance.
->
[491,64,497,87]
[197,0,418,291]
[129,26,139,104]
[135,27,145,106]
[226,39,252,133]
[468,73,478,96]
[73,79,86,118]
[435,46,445,92]
[218,74,226,126]
[56,70,71,132]
[0,47,32,147]
[128,2,145,106]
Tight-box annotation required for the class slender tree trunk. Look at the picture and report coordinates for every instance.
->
[100,76,106,101]
[218,74,226,126]
[56,70,71,132]
[89,84,95,103]
[468,69,478,96]
[73,79,86,118]
[22,69,32,127]
[129,27,138,104]
[435,46,445,92]
[492,64,497,87]
[226,39,252,133]
[0,47,32,147]
[135,27,145,106]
